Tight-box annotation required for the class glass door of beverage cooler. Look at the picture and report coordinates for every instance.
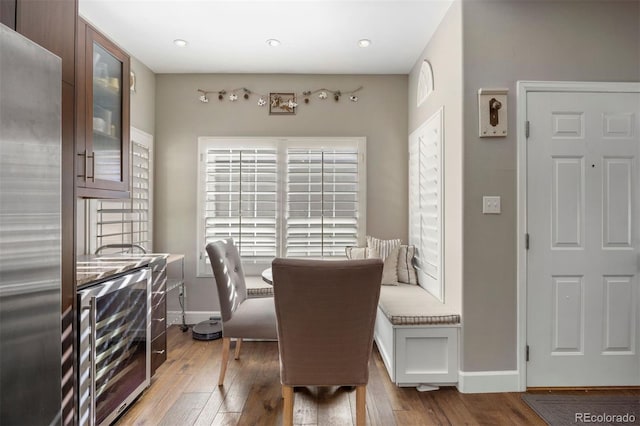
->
[78,267,150,426]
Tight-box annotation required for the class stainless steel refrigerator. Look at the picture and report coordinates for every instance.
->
[0,23,62,425]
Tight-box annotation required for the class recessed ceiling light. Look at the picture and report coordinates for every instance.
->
[173,39,188,47]
[358,39,372,48]
[266,38,281,47]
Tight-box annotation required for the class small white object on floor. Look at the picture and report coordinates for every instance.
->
[416,384,439,392]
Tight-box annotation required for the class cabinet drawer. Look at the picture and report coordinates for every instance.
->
[151,312,166,338]
[151,333,167,375]
[151,289,166,311]
[151,262,167,293]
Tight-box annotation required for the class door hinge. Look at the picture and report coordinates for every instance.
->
[525,121,530,138]
[526,345,530,362]
[200,153,204,162]
[525,233,530,250]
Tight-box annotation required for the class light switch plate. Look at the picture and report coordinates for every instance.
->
[483,196,501,214]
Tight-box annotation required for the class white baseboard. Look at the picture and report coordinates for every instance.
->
[456,370,520,393]
[167,310,220,327]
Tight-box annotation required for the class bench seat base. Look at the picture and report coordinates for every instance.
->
[374,306,459,387]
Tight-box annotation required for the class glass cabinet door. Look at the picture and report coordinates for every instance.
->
[80,24,130,196]
[92,42,122,182]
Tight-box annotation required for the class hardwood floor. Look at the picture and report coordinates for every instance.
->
[116,326,634,425]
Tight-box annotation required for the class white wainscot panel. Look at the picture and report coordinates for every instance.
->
[552,157,584,248]
[405,336,448,374]
[552,276,583,354]
[552,112,584,139]
[603,158,632,248]
[603,113,634,138]
[394,327,458,384]
[603,276,635,354]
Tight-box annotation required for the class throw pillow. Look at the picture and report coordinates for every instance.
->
[397,245,419,284]
[366,236,402,285]
[345,246,369,259]
[366,235,402,260]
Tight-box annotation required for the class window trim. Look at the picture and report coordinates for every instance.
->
[197,136,366,277]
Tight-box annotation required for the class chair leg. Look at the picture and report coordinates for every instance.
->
[356,385,366,426]
[218,337,231,386]
[234,338,243,360]
[282,385,294,426]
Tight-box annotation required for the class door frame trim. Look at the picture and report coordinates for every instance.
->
[516,81,640,390]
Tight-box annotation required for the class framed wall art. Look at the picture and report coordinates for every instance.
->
[269,92,297,115]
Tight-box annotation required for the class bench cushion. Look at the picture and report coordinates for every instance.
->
[378,284,460,325]
[245,276,274,298]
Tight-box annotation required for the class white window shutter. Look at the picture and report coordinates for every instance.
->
[202,148,278,268]
[409,108,444,301]
[197,137,366,276]
[91,129,153,254]
[286,147,360,258]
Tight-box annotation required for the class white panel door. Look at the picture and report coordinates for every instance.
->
[527,91,640,386]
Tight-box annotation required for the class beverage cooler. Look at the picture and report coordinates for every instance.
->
[77,267,151,426]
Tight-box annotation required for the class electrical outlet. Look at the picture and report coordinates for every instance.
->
[483,196,501,214]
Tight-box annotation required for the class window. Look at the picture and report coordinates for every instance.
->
[88,127,153,254]
[409,108,443,301]
[197,137,366,276]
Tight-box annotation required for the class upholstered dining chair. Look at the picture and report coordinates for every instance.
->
[271,258,383,426]
[206,239,278,386]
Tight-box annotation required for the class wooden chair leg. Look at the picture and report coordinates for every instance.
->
[282,385,294,426]
[218,337,231,386]
[356,385,366,426]
[234,338,243,360]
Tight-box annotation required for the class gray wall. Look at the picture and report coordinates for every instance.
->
[461,0,640,372]
[154,74,408,311]
[408,1,463,313]
[130,57,156,136]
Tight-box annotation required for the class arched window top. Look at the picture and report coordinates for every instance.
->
[417,60,434,107]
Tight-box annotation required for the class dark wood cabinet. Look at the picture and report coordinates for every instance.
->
[0,0,16,29]
[16,0,76,84]
[150,255,184,376]
[76,18,130,199]
[151,259,168,376]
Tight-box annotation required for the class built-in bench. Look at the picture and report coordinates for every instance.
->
[374,283,460,388]
[246,272,461,389]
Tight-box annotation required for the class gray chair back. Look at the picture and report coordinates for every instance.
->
[271,258,383,386]
[206,239,248,322]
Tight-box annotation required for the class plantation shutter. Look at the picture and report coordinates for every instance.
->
[409,109,443,299]
[202,148,278,265]
[94,138,152,253]
[286,147,360,258]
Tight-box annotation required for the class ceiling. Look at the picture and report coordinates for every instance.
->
[78,0,454,74]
